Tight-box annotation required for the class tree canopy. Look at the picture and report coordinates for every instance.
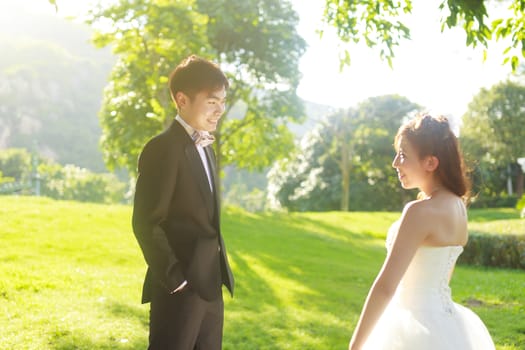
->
[87,0,306,178]
[322,0,525,69]
[461,80,525,200]
[268,94,419,211]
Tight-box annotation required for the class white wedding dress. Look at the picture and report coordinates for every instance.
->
[362,221,496,350]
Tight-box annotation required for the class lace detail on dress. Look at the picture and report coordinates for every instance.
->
[385,221,465,316]
[438,246,463,316]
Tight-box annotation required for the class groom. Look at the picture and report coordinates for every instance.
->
[132,55,234,350]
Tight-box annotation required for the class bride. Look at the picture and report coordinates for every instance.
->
[349,114,495,350]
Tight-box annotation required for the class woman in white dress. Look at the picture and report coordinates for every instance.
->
[349,114,496,350]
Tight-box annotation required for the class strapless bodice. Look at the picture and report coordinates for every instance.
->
[362,221,496,350]
[386,221,464,313]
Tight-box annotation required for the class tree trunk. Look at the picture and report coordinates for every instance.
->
[507,164,513,195]
[340,141,350,211]
[516,167,524,198]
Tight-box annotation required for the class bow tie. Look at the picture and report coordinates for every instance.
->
[192,130,215,147]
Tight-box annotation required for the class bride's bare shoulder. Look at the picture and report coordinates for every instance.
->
[401,198,433,217]
[399,199,437,231]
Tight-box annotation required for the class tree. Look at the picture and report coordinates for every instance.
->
[0,148,31,181]
[268,123,341,211]
[461,80,525,201]
[322,0,525,70]
[335,109,355,211]
[268,95,419,211]
[86,0,306,193]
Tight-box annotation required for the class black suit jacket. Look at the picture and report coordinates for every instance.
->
[132,120,234,303]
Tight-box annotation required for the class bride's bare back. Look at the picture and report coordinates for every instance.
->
[416,190,468,247]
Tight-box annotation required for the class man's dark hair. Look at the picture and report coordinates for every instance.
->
[169,55,229,101]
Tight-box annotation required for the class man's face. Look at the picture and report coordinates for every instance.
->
[178,87,227,132]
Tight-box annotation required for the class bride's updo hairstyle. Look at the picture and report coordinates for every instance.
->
[395,114,471,201]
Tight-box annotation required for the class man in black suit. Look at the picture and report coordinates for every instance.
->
[132,55,234,350]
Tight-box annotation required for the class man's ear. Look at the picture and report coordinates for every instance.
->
[425,155,440,172]
[175,91,188,109]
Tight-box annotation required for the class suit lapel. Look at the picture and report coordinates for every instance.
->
[184,144,214,217]
[204,146,220,211]
[169,121,214,217]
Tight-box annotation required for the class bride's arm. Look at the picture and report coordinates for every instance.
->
[349,202,429,350]
[448,265,455,283]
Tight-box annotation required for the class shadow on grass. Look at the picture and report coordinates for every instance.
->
[105,300,149,328]
[272,211,396,236]
[271,214,378,243]
[222,210,385,349]
[49,328,147,350]
[224,209,383,250]
[225,248,364,349]
[224,250,287,348]
[48,299,150,349]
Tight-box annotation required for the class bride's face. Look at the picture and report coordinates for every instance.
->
[392,137,428,190]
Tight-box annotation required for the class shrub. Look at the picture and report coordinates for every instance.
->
[469,194,519,209]
[38,163,127,204]
[0,148,32,180]
[458,233,525,269]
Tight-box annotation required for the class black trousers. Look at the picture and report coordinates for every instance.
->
[148,284,224,350]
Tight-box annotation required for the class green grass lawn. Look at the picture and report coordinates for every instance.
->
[0,196,523,349]
[468,208,525,236]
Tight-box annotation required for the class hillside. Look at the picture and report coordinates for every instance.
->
[0,196,523,349]
[0,1,334,177]
[0,1,113,172]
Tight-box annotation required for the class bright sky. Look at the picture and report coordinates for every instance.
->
[36,0,514,130]
[291,0,513,129]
